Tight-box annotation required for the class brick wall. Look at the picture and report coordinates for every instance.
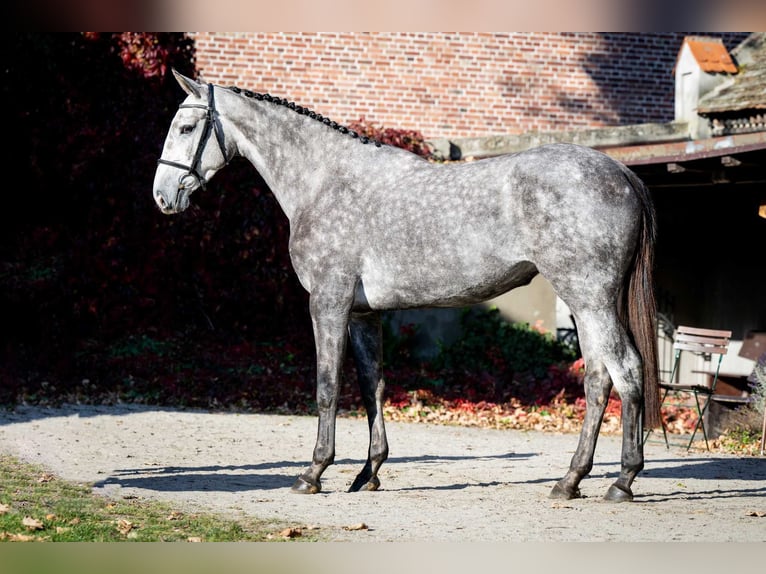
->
[190,32,748,140]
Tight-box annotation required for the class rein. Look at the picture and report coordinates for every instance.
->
[157,83,229,191]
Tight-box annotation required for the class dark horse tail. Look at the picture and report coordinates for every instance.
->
[621,166,661,429]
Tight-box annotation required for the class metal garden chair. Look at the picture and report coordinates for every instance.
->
[654,325,732,451]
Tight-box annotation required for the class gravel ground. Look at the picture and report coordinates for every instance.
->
[1,404,764,542]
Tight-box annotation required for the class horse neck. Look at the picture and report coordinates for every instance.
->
[225,96,351,222]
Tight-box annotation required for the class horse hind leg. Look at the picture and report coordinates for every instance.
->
[602,340,645,502]
[550,356,612,500]
[347,311,389,492]
[551,309,645,502]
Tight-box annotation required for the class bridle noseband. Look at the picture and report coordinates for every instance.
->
[157,83,229,191]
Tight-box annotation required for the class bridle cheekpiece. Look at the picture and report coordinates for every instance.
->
[157,83,228,191]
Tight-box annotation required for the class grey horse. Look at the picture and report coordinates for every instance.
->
[153,70,660,502]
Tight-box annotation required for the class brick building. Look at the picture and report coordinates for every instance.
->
[190,32,748,140]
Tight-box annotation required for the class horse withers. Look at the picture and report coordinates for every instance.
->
[153,70,660,502]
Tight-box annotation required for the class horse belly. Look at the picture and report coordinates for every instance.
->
[358,258,538,311]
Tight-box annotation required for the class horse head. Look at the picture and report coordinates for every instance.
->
[153,70,231,213]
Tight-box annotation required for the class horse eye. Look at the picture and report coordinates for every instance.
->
[180,124,195,135]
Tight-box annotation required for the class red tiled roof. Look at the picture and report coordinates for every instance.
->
[683,36,738,74]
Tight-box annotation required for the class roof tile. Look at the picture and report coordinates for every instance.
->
[684,36,738,74]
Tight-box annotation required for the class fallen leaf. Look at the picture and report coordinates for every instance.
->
[0,503,10,515]
[187,536,203,543]
[37,473,54,483]
[342,523,368,531]
[4,532,36,542]
[22,517,44,531]
[167,511,183,521]
[279,527,302,538]
[56,526,71,534]
[746,510,766,517]
[45,514,56,521]
[116,519,134,535]
[68,517,81,526]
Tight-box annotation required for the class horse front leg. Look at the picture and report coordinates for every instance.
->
[291,289,353,494]
[348,311,389,492]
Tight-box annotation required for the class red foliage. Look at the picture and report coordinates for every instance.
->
[347,118,432,158]
[0,33,301,401]
[115,33,171,78]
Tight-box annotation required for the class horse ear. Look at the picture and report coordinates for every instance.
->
[172,68,202,98]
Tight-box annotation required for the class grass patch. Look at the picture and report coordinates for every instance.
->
[0,454,315,542]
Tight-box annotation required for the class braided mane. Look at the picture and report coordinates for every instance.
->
[227,85,383,148]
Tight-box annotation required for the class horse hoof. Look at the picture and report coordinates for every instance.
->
[291,476,321,494]
[549,482,581,500]
[604,483,633,502]
[349,475,380,492]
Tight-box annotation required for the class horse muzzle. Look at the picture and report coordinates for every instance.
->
[154,186,191,214]
[154,159,207,214]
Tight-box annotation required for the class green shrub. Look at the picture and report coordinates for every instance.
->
[436,308,577,375]
[432,307,579,402]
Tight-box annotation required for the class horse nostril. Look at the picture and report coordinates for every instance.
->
[156,194,167,209]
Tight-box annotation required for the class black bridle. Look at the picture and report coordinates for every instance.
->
[157,83,228,191]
